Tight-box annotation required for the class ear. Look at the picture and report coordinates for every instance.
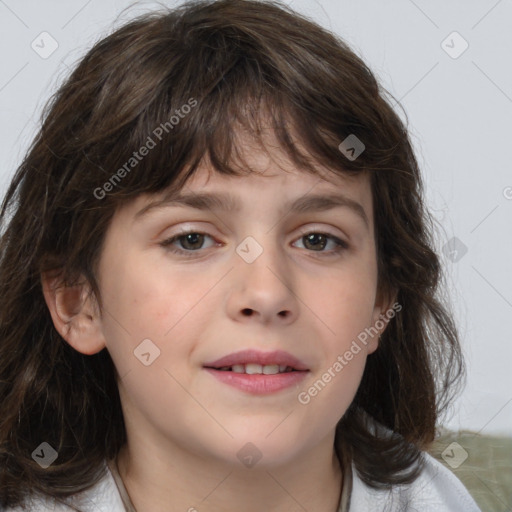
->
[368,286,399,354]
[41,271,106,355]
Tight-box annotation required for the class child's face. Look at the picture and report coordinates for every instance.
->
[92,137,388,467]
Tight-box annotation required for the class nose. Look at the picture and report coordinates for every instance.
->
[225,234,298,325]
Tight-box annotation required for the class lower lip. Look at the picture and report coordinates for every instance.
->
[203,368,309,394]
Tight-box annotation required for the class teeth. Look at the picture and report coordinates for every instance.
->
[245,363,263,374]
[226,364,292,374]
[262,365,280,375]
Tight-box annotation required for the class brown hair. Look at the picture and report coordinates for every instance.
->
[0,0,464,507]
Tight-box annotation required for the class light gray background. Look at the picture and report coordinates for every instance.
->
[0,0,511,435]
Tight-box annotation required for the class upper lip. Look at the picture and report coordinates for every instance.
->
[203,349,309,371]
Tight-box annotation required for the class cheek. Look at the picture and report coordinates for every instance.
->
[300,267,377,407]
[296,345,367,440]
[309,271,377,338]
[101,252,188,332]
[99,254,215,374]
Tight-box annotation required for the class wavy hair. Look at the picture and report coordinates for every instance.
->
[0,0,464,506]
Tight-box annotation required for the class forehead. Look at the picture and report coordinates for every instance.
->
[181,163,370,212]
[171,131,372,215]
[123,123,373,228]
[181,123,370,196]
[128,155,373,237]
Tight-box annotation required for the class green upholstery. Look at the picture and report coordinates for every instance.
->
[429,430,512,511]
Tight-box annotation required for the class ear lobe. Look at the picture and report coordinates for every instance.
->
[41,271,106,355]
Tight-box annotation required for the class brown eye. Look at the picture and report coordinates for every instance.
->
[174,233,204,250]
[302,233,328,251]
[160,231,216,257]
[293,231,348,255]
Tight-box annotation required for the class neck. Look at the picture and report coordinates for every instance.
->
[116,437,343,512]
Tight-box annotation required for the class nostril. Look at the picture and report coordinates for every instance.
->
[242,308,253,316]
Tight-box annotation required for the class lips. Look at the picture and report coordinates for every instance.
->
[203,349,309,372]
[214,363,295,374]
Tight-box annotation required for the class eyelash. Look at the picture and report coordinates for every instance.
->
[159,228,349,258]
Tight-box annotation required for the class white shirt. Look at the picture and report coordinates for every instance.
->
[2,451,481,511]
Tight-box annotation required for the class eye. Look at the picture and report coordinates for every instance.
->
[160,228,349,258]
[160,230,217,257]
[292,230,349,256]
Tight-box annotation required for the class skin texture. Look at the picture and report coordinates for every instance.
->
[42,134,394,512]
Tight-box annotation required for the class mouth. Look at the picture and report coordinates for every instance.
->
[202,349,310,373]
[203,365,309,395]
[202,349,310,394]
[205,364,304,374]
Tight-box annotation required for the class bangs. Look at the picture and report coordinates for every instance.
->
[77,10,371,207]
[96,85,364,208]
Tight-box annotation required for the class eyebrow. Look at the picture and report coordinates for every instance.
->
[134,191,369,229]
